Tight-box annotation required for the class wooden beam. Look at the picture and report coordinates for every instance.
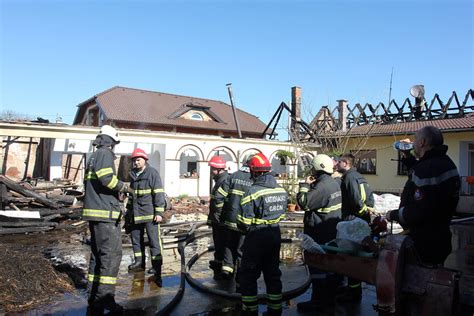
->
[0,175,60,209]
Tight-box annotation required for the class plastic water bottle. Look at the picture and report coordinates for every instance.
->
[393,141,414,151]
[299,233,326,254]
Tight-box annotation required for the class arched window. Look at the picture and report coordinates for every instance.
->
[180,149,199,177]
[190,113,204,121]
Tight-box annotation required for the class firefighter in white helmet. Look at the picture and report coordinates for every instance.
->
[83,125,132,313]
[297,154,342,312]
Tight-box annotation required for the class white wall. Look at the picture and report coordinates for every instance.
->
[0,123,294,198]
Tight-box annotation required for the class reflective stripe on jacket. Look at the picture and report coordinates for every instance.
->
[221,168,253,230]
[82,147,126,222]
[399,145,460,264]
[340,168,374,219]
[297,173,341,243]
[237,174,287,233]
[129,165,165,224]
[207,171,229,225]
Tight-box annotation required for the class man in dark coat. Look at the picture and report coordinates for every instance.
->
[387,126,460,265]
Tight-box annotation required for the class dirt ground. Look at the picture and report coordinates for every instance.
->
[0,198,208,313]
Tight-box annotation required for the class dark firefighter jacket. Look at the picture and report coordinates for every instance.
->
[237,174,287,233]
[397,145,460,264]
[221,167,254,231]
[297,173,342,244]
[128,165,165,224]
[83,146,127,222]
[207,171,229,225]
[340,168,374,220]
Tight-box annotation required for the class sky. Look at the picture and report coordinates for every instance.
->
[1,0,473,139]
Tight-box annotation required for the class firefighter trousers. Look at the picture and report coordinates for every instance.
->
[130,222,163,272]
[239,225,282,315]
[222,228,244,274]
[87,221,122,304]
[211,224,226,265]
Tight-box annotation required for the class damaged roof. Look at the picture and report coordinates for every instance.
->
[339,114,474,137]
[73,86,268,136]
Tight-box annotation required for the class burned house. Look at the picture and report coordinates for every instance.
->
[1,86,297,198]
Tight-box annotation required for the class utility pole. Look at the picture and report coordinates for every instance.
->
[226,83,243,139]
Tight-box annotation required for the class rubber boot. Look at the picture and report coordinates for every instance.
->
[209,259,222,272]
[90,295,123,315]
[147,268,156,275]
[152,260,163,287]
[102,295,124,315]
[336,283,362,303]
[128,258,145,272]
[297,278,333,312]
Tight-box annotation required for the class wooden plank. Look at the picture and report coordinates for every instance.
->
[0,175,59,209]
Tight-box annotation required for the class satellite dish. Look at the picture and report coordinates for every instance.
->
[410,85,425,99]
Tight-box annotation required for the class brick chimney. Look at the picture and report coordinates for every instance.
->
[291,86,301,131]
[337,99,348,131]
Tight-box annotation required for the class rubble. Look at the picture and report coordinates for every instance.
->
[0,175,82,234]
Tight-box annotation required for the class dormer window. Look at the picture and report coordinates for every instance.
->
[190,113,204,121]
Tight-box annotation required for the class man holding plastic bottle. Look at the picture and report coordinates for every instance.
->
[386,126,460,265]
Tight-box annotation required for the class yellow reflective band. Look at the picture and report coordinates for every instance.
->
[106,176,118,189]
[237,213,285,225]
[242,304,258,311]
[217,187,228,197]
[157,222,163,254]
[299,187,309,193]
[268,303,282,310]
[358,205,368,214]
[151,255,162,261]
[230,189,245,196]
[222,265,234,273]
[135,189,152,195]
[215,203,224,208]
[266,293,282,300]
[87,274,117,285]
[241,295,258,302]
[349,283,361,288]
[317,203,342,213]
[152,188,164,194]
[135,215,154,221]
[85,171,97,180]
[224,221,238,229]
[154,207,164,213]
[82,209,120,219]
[241,188,287,205]
[96,167,113,178]
[134,252,143,257]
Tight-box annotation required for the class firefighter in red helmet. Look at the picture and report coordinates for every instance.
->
[237,153,287,315]
[126,148,166,287]
[207,155,229,279]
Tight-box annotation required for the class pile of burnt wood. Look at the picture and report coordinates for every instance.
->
[0,175,83,234]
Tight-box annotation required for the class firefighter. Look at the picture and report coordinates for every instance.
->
[207,155,229,279]
[237,153,287,315]
[126,148,166,287]
[336,153,375,303]
[220,154,254,279]
[386,126,460,265]
[83,125,131,314]
[296,154,342,312]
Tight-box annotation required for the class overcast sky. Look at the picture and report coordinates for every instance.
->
[1,0,472,138]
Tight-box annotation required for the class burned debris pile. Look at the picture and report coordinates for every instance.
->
[0,244,75,312]
[0,175,82,234]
